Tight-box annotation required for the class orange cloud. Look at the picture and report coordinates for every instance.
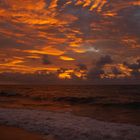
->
[58,69,74,79]
[24,47,64,56]
[58,72,71,79]
[60,56,75,61]
[101,64,132,79]
[0,0,139,81]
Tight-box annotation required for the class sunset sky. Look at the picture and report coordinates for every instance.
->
[0,0,140,84]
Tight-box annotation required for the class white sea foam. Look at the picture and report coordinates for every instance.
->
[0,108,140,140]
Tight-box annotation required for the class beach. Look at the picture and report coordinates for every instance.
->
[0,0,140,139]
[0,125,47,140]
[0,85,140,140]
[0,108,140,140]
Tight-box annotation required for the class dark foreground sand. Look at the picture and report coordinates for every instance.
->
[0,108,140,140]
[0,125,56,140]
[0,125,45,140]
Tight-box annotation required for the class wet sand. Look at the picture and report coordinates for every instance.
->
[0,125,46,140]
[0,125,56,140]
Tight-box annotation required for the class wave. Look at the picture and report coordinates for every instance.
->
[0,90,139,109]
[0,91,21,97]
[0,108,140,140]
[53,96,104,104]
[52,96,140,109]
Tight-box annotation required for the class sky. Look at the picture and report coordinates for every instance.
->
[0,0,140,84]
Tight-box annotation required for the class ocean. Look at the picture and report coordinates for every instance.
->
[0,85,140,125]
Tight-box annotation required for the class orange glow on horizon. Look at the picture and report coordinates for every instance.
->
[58,72,71,79]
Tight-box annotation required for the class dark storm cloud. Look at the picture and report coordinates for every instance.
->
[112,67,122,75]
[124,59,140,77]
[118,7,140,37]
[87,68,104,79]
[42,55,52,65]
[87,55,113,79]
[96,55,113,67]
[76,64,87,70]
[124,59,140,70]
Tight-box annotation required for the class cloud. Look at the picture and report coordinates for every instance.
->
[96,55,113,67]
[0,0,140,84]
[111,67,122,75]
[0,72,59,84]
[24,47,64,56]
[59,56,75,61]
[87,55,113,79]
[88,68,104,79]
[42,55,52,65]
[124,59,140,77]
[76,64,87,70]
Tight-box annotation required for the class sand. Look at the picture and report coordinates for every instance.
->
[0,108,140,140]
[0,125,45,140]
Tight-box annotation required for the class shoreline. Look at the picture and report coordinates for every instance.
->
[0,108,140,140]
[0,96,139,126]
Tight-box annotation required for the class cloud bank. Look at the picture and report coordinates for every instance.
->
[0,0,140,84]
